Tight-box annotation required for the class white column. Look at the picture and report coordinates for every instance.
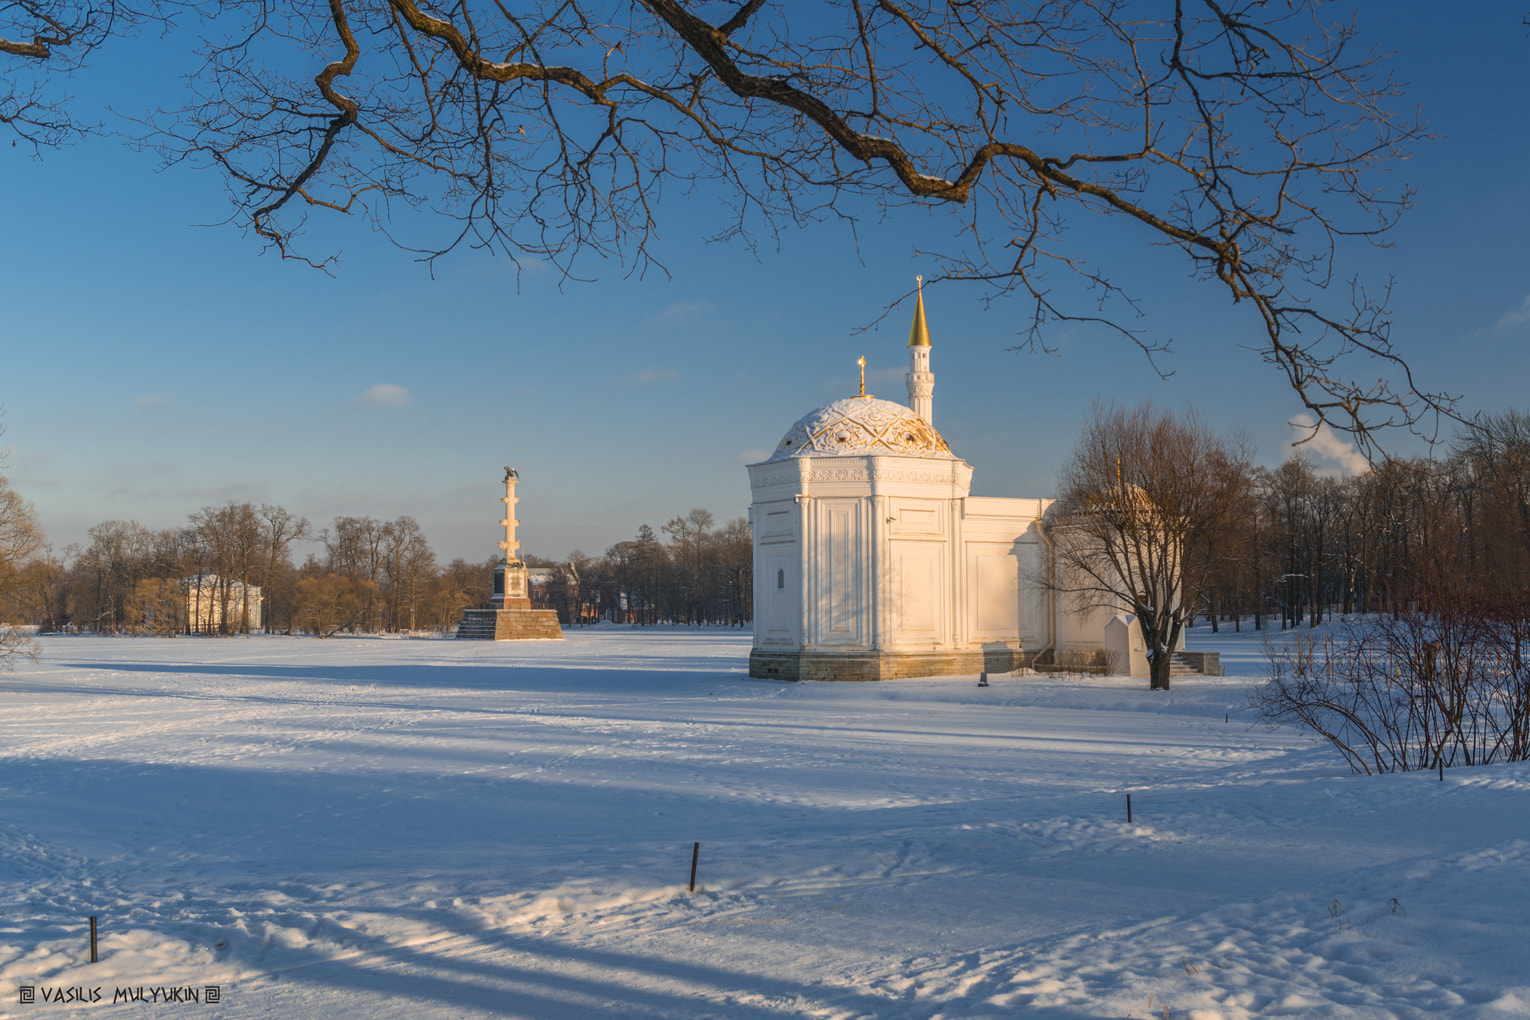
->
[498,469,520,564]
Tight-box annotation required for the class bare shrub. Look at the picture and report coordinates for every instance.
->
[1253,590,1530,773]
[295,575,377,638]
[1035,648,1113,677]
[124,578,184,636]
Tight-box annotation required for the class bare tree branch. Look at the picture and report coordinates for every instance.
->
[16,1,1444,440]
[2,0,167,149]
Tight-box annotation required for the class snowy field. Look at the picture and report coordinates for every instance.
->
[1,625,1526,1019]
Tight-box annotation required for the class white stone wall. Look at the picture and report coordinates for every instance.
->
[745,442,1183,672]
[749,455,1063,660]
[749,499,801,649]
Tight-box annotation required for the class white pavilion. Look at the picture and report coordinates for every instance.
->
[746,282,1152,681]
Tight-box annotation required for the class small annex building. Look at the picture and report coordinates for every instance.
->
[746,282,1165,681]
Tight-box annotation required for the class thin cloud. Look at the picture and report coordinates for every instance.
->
[1494,294,1530,333]
[618,368,681,387]
[736,449,771,465]
[354,384,413,409]
[509,255,551,276]
[134,394,172,407]
[645,301,711,326]
[1288,413,1370,475]
[5,445,48,469]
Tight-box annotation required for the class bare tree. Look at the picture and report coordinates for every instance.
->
[1047,400,1245,690]
[322,515,388,629]
[258,503,309,631]
[631,524,666,625]
[426,556,493,632]
[294,572,375,637]
[664,509,714,624]
[1452,410,1530,586]
[190,501,264,633]
[1187,432,1256,634]
[7,545,68,632]
[715,516,752,625]
[71,519,154,632]
[0,468,43,665]
[1262,457,1316,630]
[5,1,1445,437]
[381,515,434,631]
[125,576,184,635]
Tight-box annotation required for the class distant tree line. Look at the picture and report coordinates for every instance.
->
[0,500,752,637]
[1043,403,1530,692]
[1190,410,1530,631]
[530,509,753,628]
[1240,411,1530,773]
[11,407,1530,644]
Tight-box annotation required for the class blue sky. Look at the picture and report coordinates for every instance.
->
[3,3,1527,565]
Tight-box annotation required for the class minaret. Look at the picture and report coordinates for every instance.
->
[906,275,933,425]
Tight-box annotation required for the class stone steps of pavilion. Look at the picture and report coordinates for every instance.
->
[1169,652,1220,676]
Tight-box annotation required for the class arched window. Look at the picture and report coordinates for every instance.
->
[777,568,785,590]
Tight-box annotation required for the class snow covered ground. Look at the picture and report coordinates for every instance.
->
[1,624,1526,1018]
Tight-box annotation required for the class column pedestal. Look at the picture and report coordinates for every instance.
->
[457,559,564,640]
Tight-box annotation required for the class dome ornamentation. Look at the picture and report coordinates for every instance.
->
[767,397,954,461]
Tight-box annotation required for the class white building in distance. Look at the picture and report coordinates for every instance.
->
[185,575,263,635]
[747,281,1158,681]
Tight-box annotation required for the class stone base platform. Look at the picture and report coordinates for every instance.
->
[749,646,1031,682]
[456,608,564,641]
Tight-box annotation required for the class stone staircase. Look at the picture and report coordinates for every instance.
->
[1170,651,1222,677]
[1169,653,1199,677]
[454,611,499,639]
[1026,649,1221,677]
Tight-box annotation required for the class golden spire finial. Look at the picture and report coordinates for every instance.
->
[908,275,931,347]
[857,355,867,397]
